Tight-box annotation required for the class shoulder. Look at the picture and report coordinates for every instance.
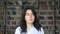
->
[16,26,21,30]
[15,26,21,34]
[41,27,44,31]
[39,27,44,34]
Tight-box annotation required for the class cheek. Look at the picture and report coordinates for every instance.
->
[25,16,29,21]
[32,16,35,21]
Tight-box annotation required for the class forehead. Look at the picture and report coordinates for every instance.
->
[26,9,33,13]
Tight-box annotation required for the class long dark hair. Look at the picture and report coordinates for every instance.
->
[20,6,41,33]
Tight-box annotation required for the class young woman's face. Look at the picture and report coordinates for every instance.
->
[25,9,35,24]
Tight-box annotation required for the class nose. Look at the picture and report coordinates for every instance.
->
[29,14,32,18]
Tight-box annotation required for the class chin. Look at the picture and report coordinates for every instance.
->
[28,21,33,24]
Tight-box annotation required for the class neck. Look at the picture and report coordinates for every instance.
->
[26,23,33,30]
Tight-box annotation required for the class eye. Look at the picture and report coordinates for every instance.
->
[31,13,34,16]
[26,13,29,16]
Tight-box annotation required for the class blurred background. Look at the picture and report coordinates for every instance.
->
[0,0,60,34]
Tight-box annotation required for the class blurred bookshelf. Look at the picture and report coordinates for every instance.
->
[0,0,60,34]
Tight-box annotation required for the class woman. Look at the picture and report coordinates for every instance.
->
[15,6,44,34]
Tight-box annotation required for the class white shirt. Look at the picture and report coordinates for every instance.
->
[15,26,44,34]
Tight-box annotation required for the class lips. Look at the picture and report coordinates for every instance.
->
[29,19,33,21]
